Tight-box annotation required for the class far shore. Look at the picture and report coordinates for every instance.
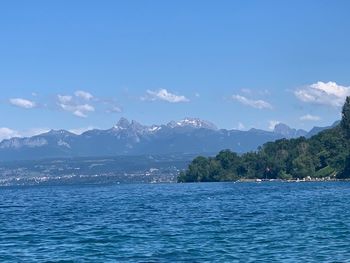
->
[237,178,349,183]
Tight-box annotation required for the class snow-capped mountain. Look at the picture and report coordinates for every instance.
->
[0,118,336,161]
[166,118,217,130]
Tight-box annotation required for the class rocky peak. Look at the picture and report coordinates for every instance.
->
[114,118,131,130]
[274,123,307,138]
[130,120,146,132]
[44,129,74,137]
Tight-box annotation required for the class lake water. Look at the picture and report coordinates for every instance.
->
[1,182,350,262]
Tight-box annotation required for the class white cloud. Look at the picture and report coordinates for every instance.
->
[57,91,121,117]
[294,81,350,107]
[268,120,280,130]
[69,126,97,135]
[300,114,321,121]
[144,89,189,103]
[9,98,36,109]
[237,122,245,130]
[56,90,97,118]
[22,128,50,137]
[106,105,122,113]
[58,102,95,118]
[74,90,93,101]
[98,98,123,114]
[0,127,51,142]
[0,128,20,141]
[57,95,73,104]
[232,95,273,109]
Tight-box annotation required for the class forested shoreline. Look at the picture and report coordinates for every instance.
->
[178,98,350,182]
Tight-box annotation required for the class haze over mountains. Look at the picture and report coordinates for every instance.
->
[0,118,338,161]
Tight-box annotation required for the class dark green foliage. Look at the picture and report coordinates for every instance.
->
[179,98,350,182]
[341,96,350,139]
[340,97,350,178]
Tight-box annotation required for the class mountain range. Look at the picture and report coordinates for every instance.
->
[0,118,339,161]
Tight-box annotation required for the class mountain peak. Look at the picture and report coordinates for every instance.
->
[0,118,338,161]
[273,123,307,138]
[273,123,290,133]
[130,120,145,131]
[114,117,130,129]
[167,117,218,130]
[45,129,73,136]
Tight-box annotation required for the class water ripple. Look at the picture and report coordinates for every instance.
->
[0,182,350,262]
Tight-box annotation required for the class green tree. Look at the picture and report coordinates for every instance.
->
[340,96,350,178]
[292,154,315,178]
[178,97,350,182]
[341,96,350,138]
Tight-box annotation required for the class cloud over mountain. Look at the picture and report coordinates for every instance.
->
[143,89,189,103]
[57,91,95,118]
[0,127,50,141]
[300,114,321,121]
[295,81,350,107]
[0,128,20,141]
[232,95,272,109]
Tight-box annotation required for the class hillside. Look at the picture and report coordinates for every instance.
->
[0,118,333,161]
[178,99,350,182]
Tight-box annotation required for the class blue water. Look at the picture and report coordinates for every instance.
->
[1,182,350,262]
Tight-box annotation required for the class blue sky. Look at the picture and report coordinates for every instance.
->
[1,0,350,139]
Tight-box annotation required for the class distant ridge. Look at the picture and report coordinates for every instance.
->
[0,118,338,161]
[273,123,308,138]
[306,121,340,138]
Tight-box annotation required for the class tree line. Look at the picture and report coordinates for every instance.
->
[178,97,350,182]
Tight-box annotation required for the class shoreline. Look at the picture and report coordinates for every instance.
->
[237,178,349,183]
